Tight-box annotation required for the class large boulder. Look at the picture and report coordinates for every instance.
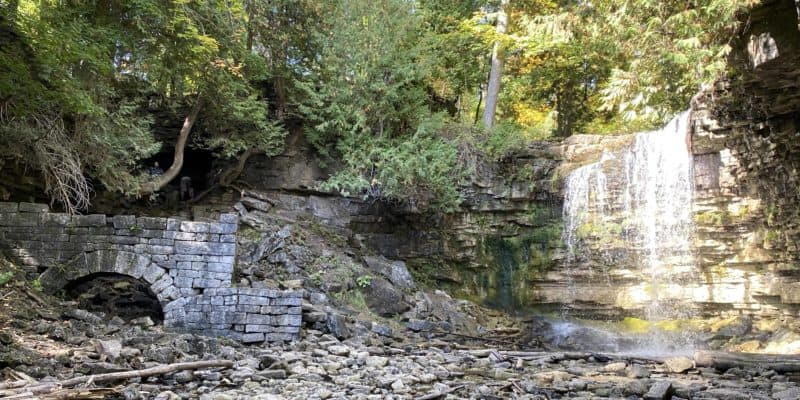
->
[363,256,416,290]
[361,277,411,317]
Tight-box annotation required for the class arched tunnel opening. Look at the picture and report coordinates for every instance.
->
[63,273,164,324]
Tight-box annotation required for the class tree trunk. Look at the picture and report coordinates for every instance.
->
[142,100,202,194]
[482,0,509,130]
[556,86,575,137]
[275,75,288,120]
[473,85,484,126]
[694,350,800,372]
[245,0,255,52]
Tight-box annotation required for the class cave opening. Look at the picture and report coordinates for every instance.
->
[63,273,164,324]
[145,147,216,195]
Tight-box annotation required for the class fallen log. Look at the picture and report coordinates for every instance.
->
[485,350,663,365]
[2,387,118,400]
[0,381,30,391]
[694,350,800,372]
[1,360,233,398]
[41,387,119,399]
[432,330,520,346]
[0,383,59,398]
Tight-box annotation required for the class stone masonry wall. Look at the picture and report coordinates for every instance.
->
[0,202,300,343]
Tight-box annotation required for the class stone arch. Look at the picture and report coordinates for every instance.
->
[64,272,165,323]
[39,249,179,307]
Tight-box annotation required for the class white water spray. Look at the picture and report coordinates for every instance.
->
[559,112,696,353]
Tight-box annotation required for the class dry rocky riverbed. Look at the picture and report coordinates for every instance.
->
[3,297,800,400]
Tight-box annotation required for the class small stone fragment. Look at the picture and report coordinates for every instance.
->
[644,380,672,400]
[130,316,155,327]
[327,345,350,356]
[627,363,651,378]
[365,356,388,368]
[664,356,694,373]
[603,361,628,374]
[390,379,405,392]
[94,339,122,360]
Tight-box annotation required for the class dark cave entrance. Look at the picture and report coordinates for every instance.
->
[64,273,164,323]
[145,147,216,196]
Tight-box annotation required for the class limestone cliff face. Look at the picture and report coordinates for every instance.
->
[236,0,800,321]
[240,133,634,314]
[687,0,800,319]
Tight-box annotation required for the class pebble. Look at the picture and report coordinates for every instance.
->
[365,355,389,368]
[327,345,350,356]
[390,378,405,391]
[602,361,628,374]
[664,356,694,373]
[627,363,651,378]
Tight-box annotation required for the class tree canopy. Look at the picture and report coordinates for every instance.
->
[0,0,758,212]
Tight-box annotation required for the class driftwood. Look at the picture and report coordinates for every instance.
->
[23,289,45,306]
[0,381,28,391]
[1,360,233,398]
[0,370,36,391]
[463,349,665,367]
[432,330,520,346]
[694,350,800,372]
[2,387,118,399]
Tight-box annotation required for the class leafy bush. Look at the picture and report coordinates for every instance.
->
[321,128,463,213]
[0,271,13,287]
[480,121,530,160]
[355,275,372,288]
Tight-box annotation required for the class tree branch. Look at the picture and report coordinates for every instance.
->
[141,99,203,195]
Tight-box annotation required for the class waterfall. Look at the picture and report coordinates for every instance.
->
[562,151,612,265]
[562,111,695,322]
[622,112,695,321]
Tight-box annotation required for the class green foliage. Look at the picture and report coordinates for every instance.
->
[237,226,262,242]
[0,0,287,210]
[0,0,760,212]
[480,121,530,160]
[415,0,755,136]
[594,0,758,123]
[355,274,372,288]
[321,130,463,212]
[334,289,369,313]
[309,271,323,287]
[297,0,431,151]
[31,278,42,292]
[695,206,752,226]
[0,271,13,287]
[292,0,465,212]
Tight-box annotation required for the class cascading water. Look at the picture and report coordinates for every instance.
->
[621,112,695,321]
[558,111,697,355]
[563,151,612,265]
